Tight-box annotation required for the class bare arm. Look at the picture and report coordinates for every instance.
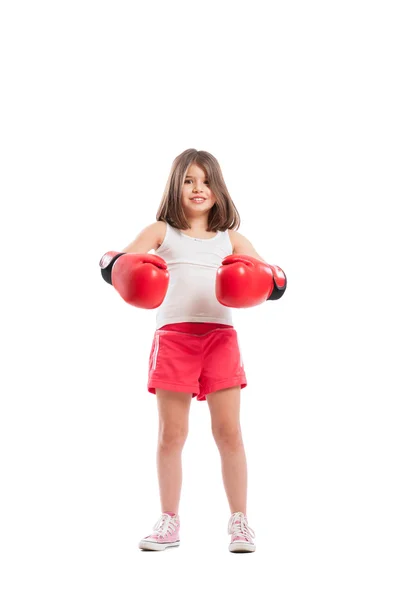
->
[230,230,268,263]
[122,221,164,253]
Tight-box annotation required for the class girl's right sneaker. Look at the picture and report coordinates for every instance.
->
[139,513,180,551]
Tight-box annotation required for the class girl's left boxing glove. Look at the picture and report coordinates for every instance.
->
[99,251,169,309]
[216,254,286,308]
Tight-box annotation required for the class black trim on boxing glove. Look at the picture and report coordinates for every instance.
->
[267,279,287,300]
[267,266,287,301]
[99,252,126,285]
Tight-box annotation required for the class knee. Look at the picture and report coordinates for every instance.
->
[158,424,188,449]
[212,424,243,449]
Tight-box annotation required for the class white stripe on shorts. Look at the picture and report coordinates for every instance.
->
[152,333,160,371]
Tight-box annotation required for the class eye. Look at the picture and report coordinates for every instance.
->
[184,179,210,185]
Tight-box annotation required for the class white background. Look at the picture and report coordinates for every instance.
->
[1,0,418,598]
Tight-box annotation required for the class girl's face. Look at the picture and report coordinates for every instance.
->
[181,163,216,218]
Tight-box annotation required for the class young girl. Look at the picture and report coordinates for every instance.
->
[100,148,286,553]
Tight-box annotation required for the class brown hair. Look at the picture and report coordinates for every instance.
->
[156,148,241,232]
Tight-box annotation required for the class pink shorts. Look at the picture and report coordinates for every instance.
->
[147,322,247,401]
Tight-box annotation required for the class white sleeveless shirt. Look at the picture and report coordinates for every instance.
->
[154,222,234,329]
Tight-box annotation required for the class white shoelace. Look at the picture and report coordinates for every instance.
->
[227,512,255,540]
[151,514,178,538]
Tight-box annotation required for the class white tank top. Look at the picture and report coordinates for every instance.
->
[154,222,234,329]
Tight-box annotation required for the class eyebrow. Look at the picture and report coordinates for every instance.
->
[185,175,208,178]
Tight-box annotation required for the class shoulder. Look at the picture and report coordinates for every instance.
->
[227,229,248,253]
[121,221,167,254]
[155,221,167,248]
[227,229,237,251]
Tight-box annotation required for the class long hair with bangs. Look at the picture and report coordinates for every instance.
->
[156,148,241,232]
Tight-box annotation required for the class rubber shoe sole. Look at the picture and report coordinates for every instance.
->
[229,541,256,553]
[139,539,180,551]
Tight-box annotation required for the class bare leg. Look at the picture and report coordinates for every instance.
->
[207,386,248,515]
[155,389,192,514]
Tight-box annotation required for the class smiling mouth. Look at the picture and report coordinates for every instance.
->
[191,197,206,203]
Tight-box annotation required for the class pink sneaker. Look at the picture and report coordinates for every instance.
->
[139,513,180,551]
[228,512,256,553]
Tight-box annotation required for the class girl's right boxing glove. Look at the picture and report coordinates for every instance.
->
[99,251,169,309]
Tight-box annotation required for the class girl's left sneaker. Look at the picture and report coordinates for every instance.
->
[228,512,256,553]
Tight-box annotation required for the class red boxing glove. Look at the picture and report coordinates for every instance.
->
[99,252,169,309]
[216,254,287,308]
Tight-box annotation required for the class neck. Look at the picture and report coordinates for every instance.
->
[184,214,210,232]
